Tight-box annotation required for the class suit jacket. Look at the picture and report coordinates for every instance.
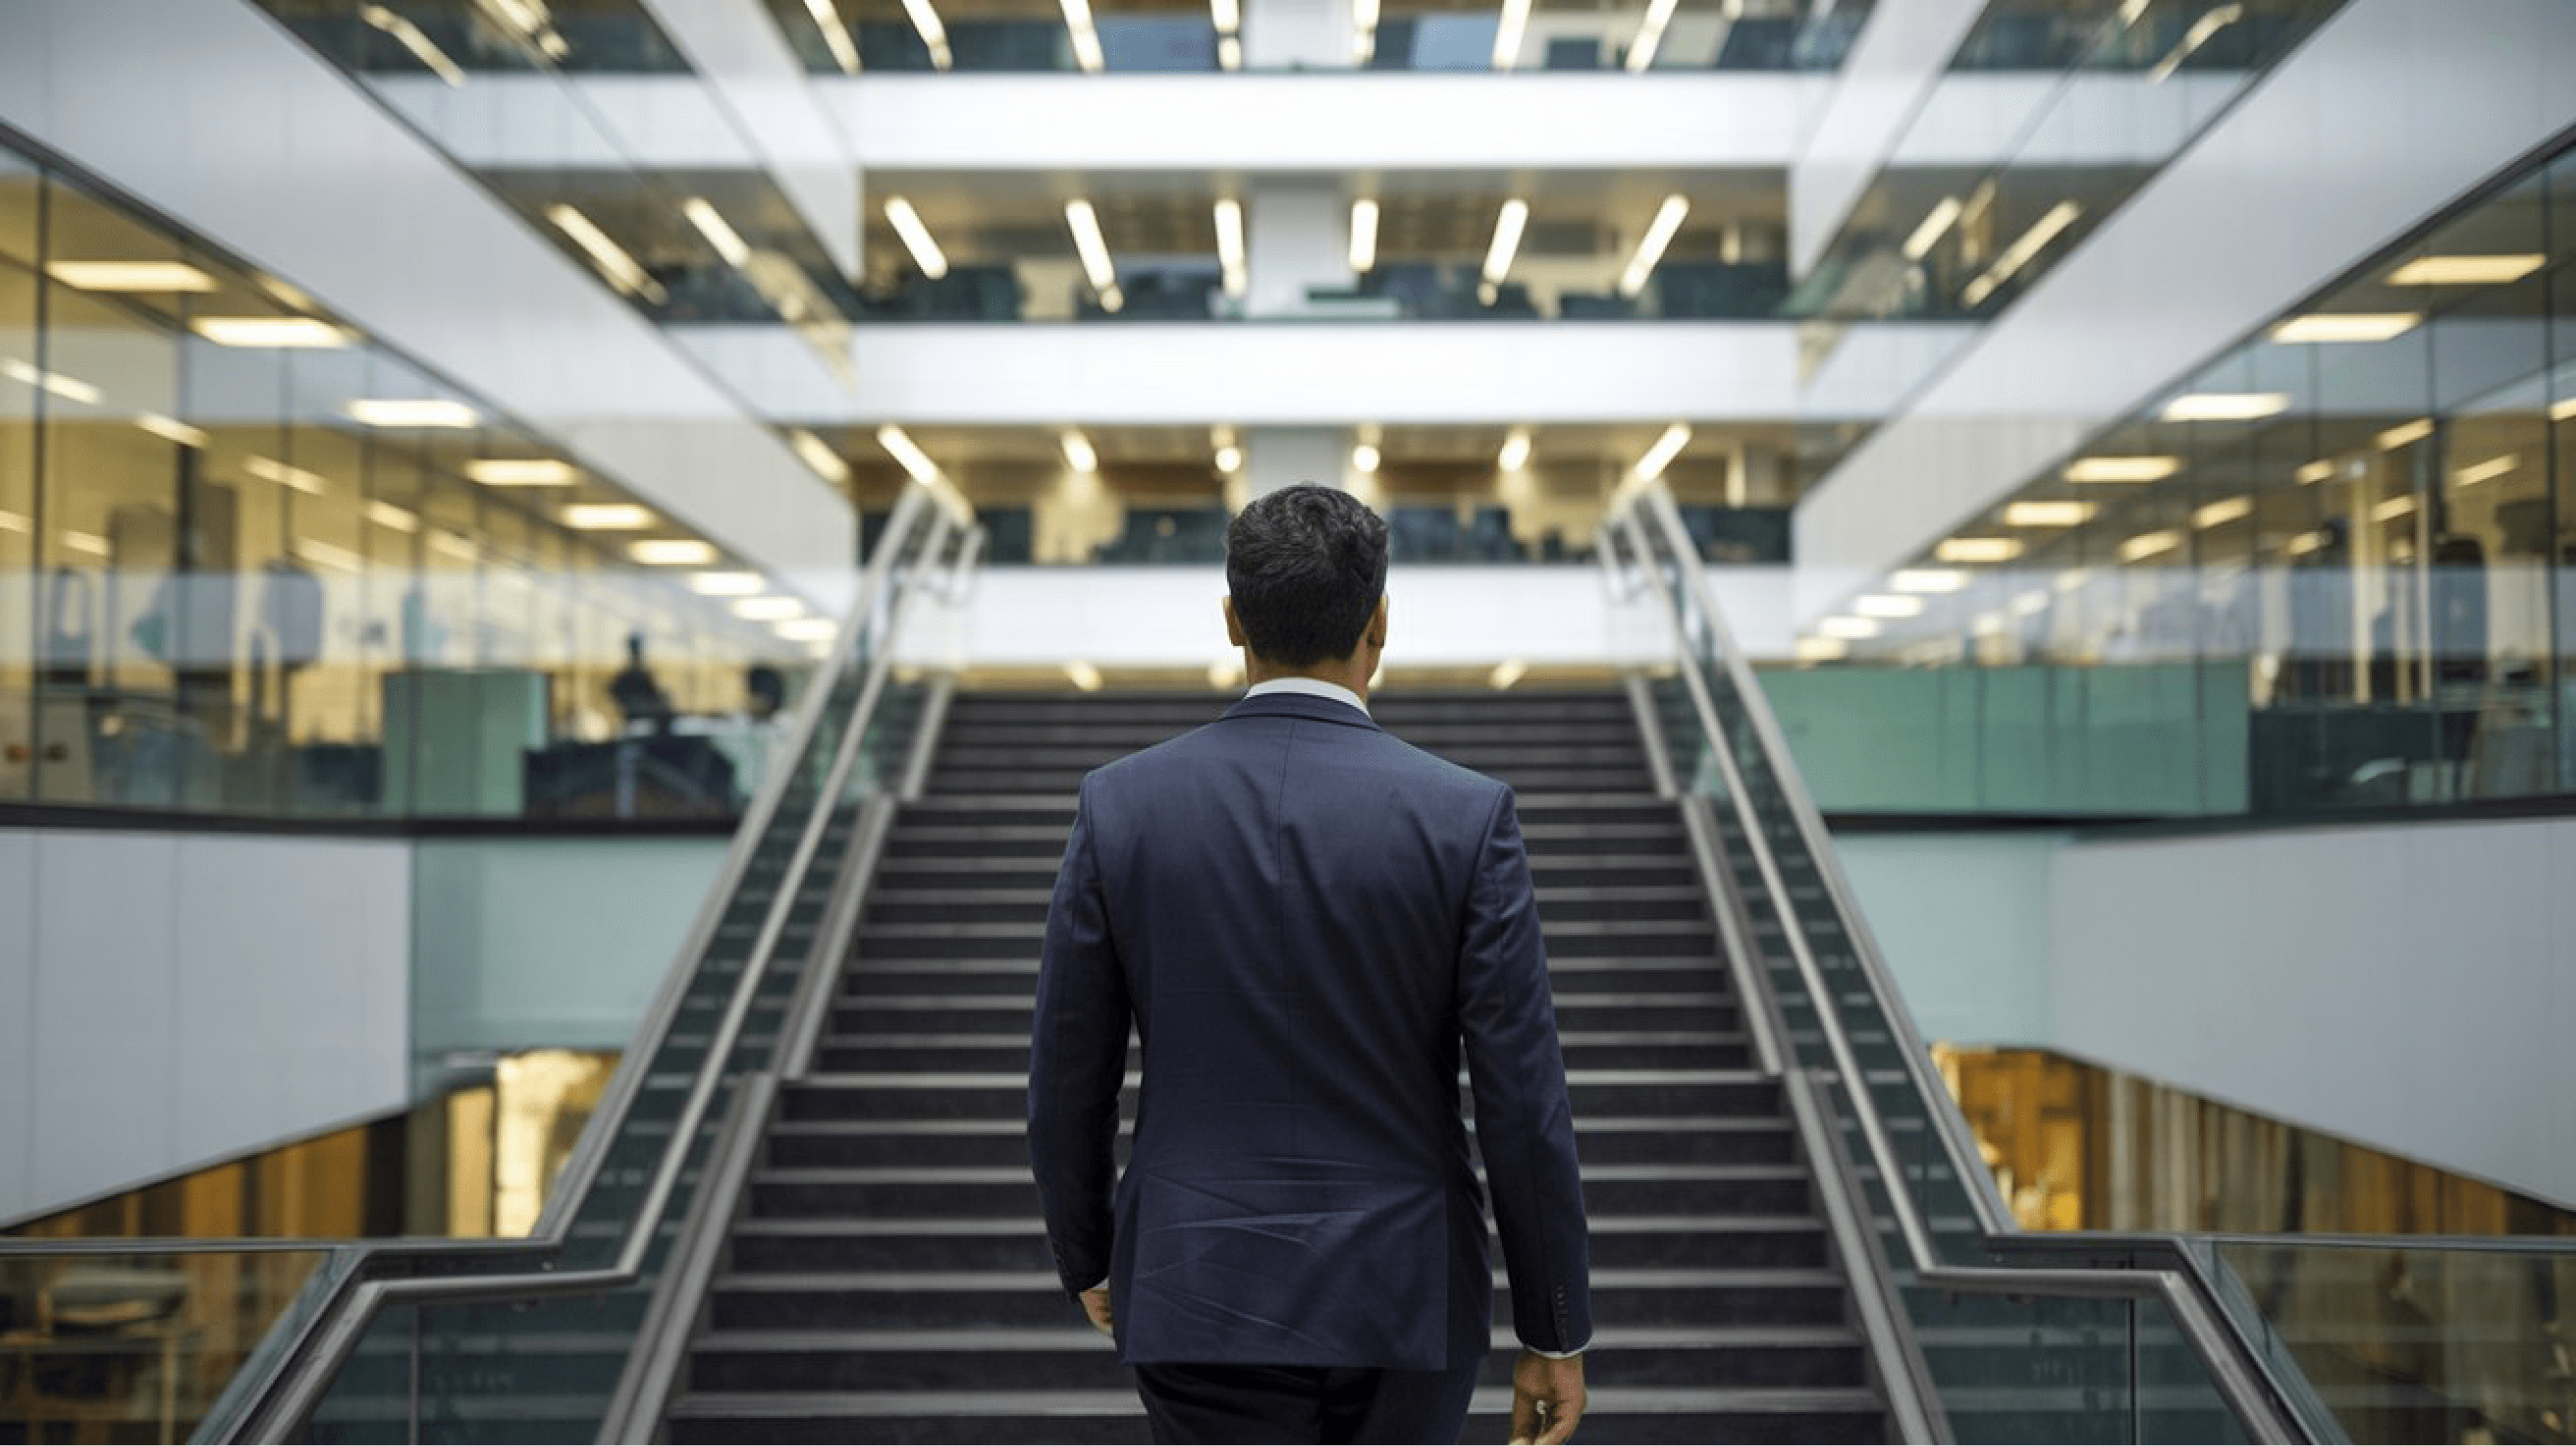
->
[1028,690,1591,1370]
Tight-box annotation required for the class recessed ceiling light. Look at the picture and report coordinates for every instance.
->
[134,412,208,448]
[631,539,719,565]
[1,358,102,405]
[772,617,838,641]
[1794,637,1849,663]
[466,458,579,486]
[349,398,478,429]
[789,427,849,484]
[2063,455,2181,483]
[2370,495,2418,522]
[1617,195,1691,300]
[2161,392,2290,422]
[1962,201,2082,307]
[876,425,939,484]
[689,571,766,597]
[1350,443,1381,474]
[547,203,667,305]
[2375,417,2434,450]
[1066,200,1118,310]
[2551,397,2576,423]
[2003,501,2094,527]
[1214,444,1244,474]
[1624,0,1679,70]
[1901,197,1964,262]
[2294,459,2340,484]
[191,316,350,348]
[561,504,655,531]
[1816,615,1880,639]
[1497,428,1532,472]
[2270,312,2420,344]
[1852,595,1925,619]
[2386,254,2545,286]
[246,455,329,495]
[731,596,806,621]
[2452,454,2517,487]
[1349,199,1379,274]
[46,260,217,292]
[1631,423,1690,482]
[1062,430,1099,474]
[1481,198,1530,290]
[885,197,949,279]
[1890,568,1969,593]
[1214,200,1246,299]
[682,197,751,268]
[1935,537,2022,563]
[2118,529,2184,562]
[2192,496,2253,529]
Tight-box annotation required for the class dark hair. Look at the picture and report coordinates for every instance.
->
[1224,484,1389,667]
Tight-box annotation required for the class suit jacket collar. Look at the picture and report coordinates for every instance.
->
[1222,690,1383,732]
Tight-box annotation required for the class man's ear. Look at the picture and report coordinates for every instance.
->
[1222,596,1248,648]
[1367,595,1389,649]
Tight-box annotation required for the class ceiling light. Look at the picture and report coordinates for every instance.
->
[2551,397,2576,422]
[1498,427,1532,472]
[2370,494,2418,523]
[246,455,329,495]
[468,458,578,486]
[2294,459,2340,484]
[546,203,667,305]
[883,197,949,280]
[561,504,655,530]
[2,358,102,405]
[61,530,110,557]
[899,0,954,69]
[1214,444,1244,474]
[1794,637,1849,664]
[1059,0,1104,72]
[190,316,350,348]
[631,539,720,565]
[1065,660,1105,692]
[2386,254,2546,287]
[1351,443,1381,474]
[2453,453,2518,486]
[135,412,208,448]
[2286,529,2330,556]
[2119,529,2184,562]
[1492,0,1530,68]
[1065,199,1120,311]
[1351,0,1378,61]
[1349,199,1380,274]
[366,501,421,533]
[1890,568,1969,593]
[1817,615,1880,639]
[2270,312,2420,344]
[1219,34,1242,68]
[1900,196,1963,262]
[802,0,861,74]
[2162,391,2290,422]
[876,424,940,483]
[1852,595,1925,619]
[1624,0,1680,70]
[476,0,569,59]
[1482,199,1529,291]
[45,260,217,292]
[1617,195,1691,299]
[1214,199,1246,298]
[1062,430,1099,473]
[349,398,477,428]
[1489,659,1528,690]
[2192,496,2253,529]
[1962,201,2082,307]
[2375,417,2434,450]
[789,427,849,484]
[294,537,363,572]
[0,510,26,533]
[1935,537,2022,563]
[2145,1,2241,83]
[682,197,751,268]
[732,596,806,621]
[1631,422,1691,482]
[689,572,765,597]
[1210,0,1239,30]
[2063,454,2181,482]
[360,3,466,85]
[2004,500,2095,527]
[772,617,838,641]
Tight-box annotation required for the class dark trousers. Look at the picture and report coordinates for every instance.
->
[1134,1358,1481,1445]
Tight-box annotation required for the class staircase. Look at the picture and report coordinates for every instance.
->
[661,688,1897,1444]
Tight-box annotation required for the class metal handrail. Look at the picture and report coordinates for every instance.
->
[1601,483,2312,1443]
[221,493,964,1442]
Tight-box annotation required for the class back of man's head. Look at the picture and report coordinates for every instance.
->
[1224,484,1389,667]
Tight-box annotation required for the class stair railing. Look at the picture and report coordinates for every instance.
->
[191,484,975,1443]
[1602,477,2314,1445]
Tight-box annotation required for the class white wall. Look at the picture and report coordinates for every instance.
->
[0,828,411,1223]
[1788,0,1986,276]
[1794,0,2576,612]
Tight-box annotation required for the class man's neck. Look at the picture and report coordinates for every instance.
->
[1245,657,1371,705]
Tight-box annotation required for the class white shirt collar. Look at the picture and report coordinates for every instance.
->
[1245,676,1370,717]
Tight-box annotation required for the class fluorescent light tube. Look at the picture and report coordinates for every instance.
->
[1625,0,1679,70]
[1498,428,1532,472]
[1219,34,1242,68]
[1062,430,1099,473]
[1352,0,1379,60]
[2192,496,2252,529]
[2375,417,2434,450]
[883,197,949,280]
[2294,460,2339,484]
[246,456,329,495]
[1631,423,1691,482]
[1482,199,1530,288]
[1794,637,1849,663]
[802,0,861,74]
[773,617,838,641]
[366,501,421,533]
[429,531,476,562]
[898,0,953,69]
[2270,312,2420,344]
[790,428,850,484]
[1617,195,1691,299]
[45,260,216,292]
[361,4,467,85]
[1489,659,1528,690]
[561,504,655,530]
[1935,537,2022,563]
[1900,197,1963,262]
[2386,254,2546,286]
[0,511,28,533]
[1210,0,1238,30]
[1214,199,1246,297]
[877,425,940,483]
[630,539,719,565]
[294,537,363,572]
[466,458,578,486]
[2,358,102,405]
[682,197,751,268]
[2004,500,2094,527]
[62,530,111,557]
[1349,199,1379,274]
[1065,660,1105,692]
[1962,201,2081,307]
[1890,569,1969,593]
[1817,616,1880,640]
[1853,595,1925,619]
[2063,454,2181,483]
[2552,397,2576,422]
[349,398,477,428]
[2162,391,2290,422]
[689,572,766,597]
[1065,199,1119,309]
[2119,529,2184,561]
[191,316,350,348]
[2145,1,2241,83]
[1060,0,1104,71]
[2369,495,2418,523]
[547,203,667,304]
[135,412,209,448]
[733,596,807,621]
[2452,454,2518,486]
[1492,0,1530,68]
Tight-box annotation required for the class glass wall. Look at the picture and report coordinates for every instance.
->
[0,136,828,821]
[1794,138,2576,817]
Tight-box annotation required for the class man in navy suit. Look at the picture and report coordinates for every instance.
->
[1028,484,1590,1444]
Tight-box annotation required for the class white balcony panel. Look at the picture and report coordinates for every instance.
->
[372,75,757,170]
[840,73,1825,172]
[1789,0,1985,276]
[1886,72,2259,170]
[1794,0,2576,619]
[679,321,1839,424]
[0,0,854,600]
[641,0,861,276]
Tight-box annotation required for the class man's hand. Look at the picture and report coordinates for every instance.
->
[1509,1349,1585,1445]
[1079,1285,1114,1336]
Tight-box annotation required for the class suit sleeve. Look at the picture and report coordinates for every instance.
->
[1027,775,1132,1298]
[1458,786,1593,1355]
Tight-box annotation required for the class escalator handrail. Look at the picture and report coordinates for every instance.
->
[215,493,967,1442]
